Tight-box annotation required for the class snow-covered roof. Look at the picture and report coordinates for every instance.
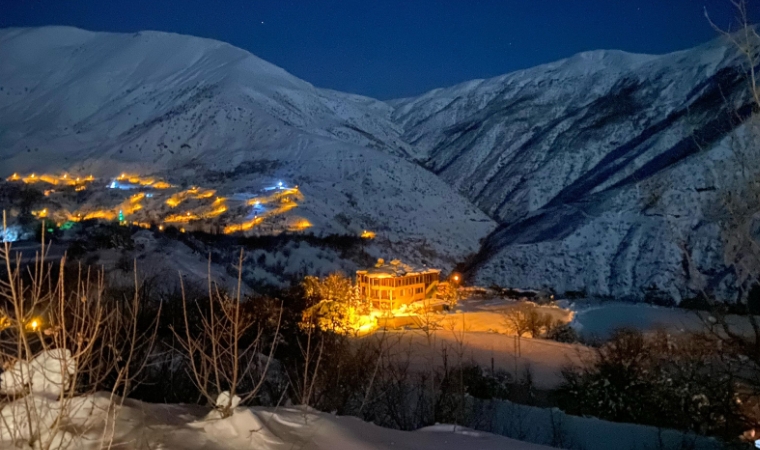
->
[357,259,440,279]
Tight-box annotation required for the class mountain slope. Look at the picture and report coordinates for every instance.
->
[393,36,758,301]
[0,26,496,269]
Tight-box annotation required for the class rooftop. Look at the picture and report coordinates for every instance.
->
[357,259,440,279]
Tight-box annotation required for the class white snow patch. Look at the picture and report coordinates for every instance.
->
[0,349,75,397]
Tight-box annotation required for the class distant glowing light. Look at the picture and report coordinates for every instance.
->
[291,218,312,231]
[1,226,20,243]
[27,318,40,331]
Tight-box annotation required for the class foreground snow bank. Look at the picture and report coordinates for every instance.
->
[0,391,552,450]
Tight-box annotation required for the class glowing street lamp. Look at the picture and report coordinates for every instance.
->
[27,318,41,332]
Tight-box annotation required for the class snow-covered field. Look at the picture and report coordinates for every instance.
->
[374,331,590,389]
[362,294,583,388]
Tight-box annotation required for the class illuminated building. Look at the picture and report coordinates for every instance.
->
[356,259,440,310]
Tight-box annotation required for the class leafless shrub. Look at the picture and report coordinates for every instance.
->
[0,212,161,449]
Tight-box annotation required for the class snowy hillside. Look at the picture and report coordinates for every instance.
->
[392,35,758,301]
[0,27,496,269]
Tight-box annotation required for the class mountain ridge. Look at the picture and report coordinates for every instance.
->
[390,30,756,301]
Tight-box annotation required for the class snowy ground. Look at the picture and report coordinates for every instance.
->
[0,351,554,450]
[0,392,554,450]
[366,295,582,388]
[453,296,572,333]
[393,294,573,335]
[0,351,719,450]
[484,398,722,450]
[107,401,553,450]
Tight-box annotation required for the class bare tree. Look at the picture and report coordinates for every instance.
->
[411,297,443,346]
[291,303,325,408]
[501,303,549,356]
[172,250,282,418]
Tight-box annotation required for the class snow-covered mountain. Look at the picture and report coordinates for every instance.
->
[392,35,758,301]
[0,27,496,269]
[2,26,757,301]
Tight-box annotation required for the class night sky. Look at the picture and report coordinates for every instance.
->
[1,0,746,99]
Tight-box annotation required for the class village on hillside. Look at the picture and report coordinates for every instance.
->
[2,171,313,237]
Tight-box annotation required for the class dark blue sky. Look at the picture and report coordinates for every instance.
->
[1,0,744,99]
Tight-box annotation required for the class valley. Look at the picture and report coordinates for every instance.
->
[0,17,758,450]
